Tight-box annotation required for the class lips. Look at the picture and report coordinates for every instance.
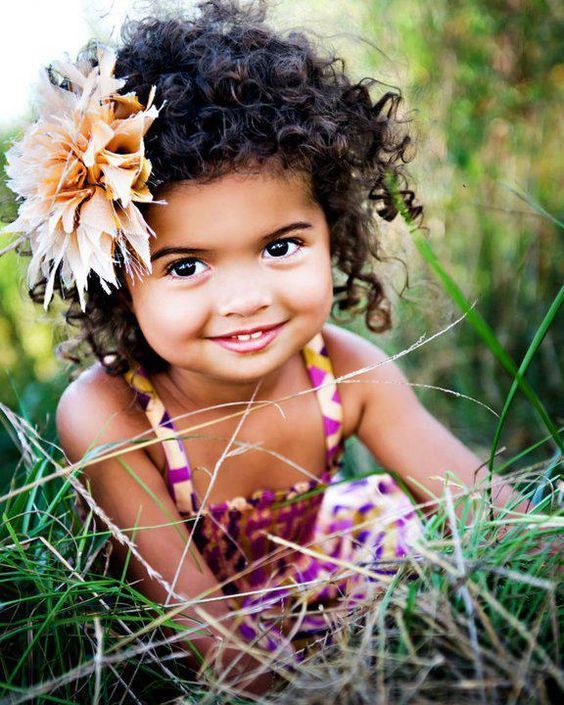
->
[208,321,286,354]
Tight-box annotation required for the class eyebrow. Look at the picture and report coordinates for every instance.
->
[150,221,313,263]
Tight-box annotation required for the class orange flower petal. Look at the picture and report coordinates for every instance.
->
[3,46,159,311]
[112,93,144,119]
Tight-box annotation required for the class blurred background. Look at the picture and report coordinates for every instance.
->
[1,0,562,485]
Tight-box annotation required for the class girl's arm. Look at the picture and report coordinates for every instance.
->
[56,372,276,695]
[324,325,525,512]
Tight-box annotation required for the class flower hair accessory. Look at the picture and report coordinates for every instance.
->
[1,45,160,311]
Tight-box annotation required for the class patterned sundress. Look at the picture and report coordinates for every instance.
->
[122,331,421,663]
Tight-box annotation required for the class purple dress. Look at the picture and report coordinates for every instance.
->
[122,331,421,660]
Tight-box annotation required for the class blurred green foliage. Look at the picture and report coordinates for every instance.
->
[0,0,562,485]
[358,0,563,456]
[0,132,68,478]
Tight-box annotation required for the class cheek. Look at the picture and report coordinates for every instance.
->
[282,255,334,317]
[130,285,209,350]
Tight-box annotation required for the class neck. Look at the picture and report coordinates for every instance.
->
[154,354,299,415]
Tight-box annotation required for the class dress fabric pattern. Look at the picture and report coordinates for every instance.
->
[122,332,421,658]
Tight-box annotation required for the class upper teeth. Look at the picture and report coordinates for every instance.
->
[234,331,263,341]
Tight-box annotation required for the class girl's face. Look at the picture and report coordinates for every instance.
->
[124,168,334,387]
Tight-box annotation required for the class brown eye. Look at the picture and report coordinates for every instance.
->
[263,238,302,259]
[166,258,209,279]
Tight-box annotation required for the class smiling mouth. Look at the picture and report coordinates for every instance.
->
[209,321,286,340]
[208,322,287,353]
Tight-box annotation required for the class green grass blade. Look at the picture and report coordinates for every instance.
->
[501,182,564,230]
[489,286,563,472]
[496,427,563,475]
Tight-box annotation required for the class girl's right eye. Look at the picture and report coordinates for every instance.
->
[165,258,209,280]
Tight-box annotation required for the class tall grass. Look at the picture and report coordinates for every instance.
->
[0,1,561,702]
[275,474,562,705]
[0,275,561,703]
[0,145,562,705]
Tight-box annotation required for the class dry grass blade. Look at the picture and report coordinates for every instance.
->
[93,617,103,705]
[443,485,486,703]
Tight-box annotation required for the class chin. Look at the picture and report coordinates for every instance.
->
[216,359,279,382]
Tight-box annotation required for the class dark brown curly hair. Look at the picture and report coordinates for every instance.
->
[26,0,422,378]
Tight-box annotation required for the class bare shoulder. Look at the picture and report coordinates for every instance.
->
[321,322,403,382]
[55,362,148,466]
[321,323,391,366]
[321,323,410,436]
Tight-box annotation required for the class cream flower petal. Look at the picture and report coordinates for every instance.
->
[26,236,43,288]
[96,44,116,80]
[35,68,77,119]
[94,45,125,99]
[146,85,157,110]
[5,198,50,236]
[107,112,146,154]
[72,225,118,297]
[41,228,68,310]
[66,232,88,310]
[45,190,86,234]
[117,202,155,270]
[88,231,118,291]
[50,58,88,91]
[66,231,91,298]
[100,149,142,170]
[79,187,118,238]
[100,164,138,206]
[83,119,115,167]
[1,208,36,237]
[4,135,47,197]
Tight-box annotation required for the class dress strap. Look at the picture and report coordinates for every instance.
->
[123,365,198,515]
[301,332,344,466]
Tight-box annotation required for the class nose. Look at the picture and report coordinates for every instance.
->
[216,271,273,318]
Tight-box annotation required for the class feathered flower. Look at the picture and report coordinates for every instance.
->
[2,45,160,311]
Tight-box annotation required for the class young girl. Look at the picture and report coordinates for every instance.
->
[4,0,492,696]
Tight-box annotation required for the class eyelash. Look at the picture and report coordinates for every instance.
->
[164,237,304,280]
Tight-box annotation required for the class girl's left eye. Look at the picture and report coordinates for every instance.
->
[262,237,303,259]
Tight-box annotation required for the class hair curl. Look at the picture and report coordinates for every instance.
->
[27,0,422,378]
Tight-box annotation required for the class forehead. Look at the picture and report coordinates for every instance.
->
[144,169,318,245]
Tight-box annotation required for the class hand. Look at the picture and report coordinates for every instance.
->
[202,640,276,697]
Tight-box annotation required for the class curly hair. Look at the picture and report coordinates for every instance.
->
[27,0,422,378]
